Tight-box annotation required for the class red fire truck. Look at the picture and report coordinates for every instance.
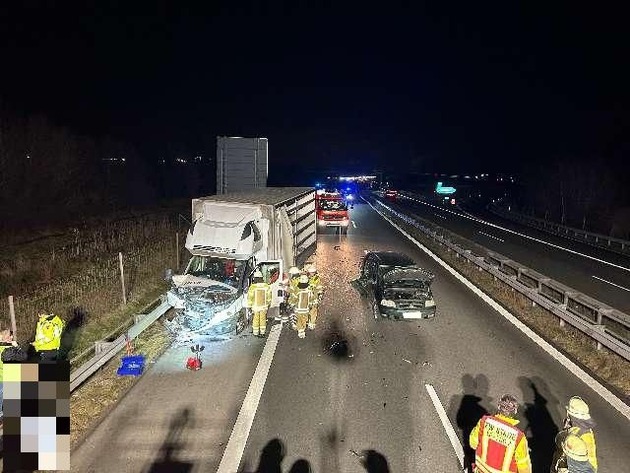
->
[315,190,350,234]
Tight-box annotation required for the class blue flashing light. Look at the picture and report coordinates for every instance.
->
[346,194,354,200]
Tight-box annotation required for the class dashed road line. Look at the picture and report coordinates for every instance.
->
[216,323,283,473]
[404,195,630,274]
[592,275,630,292]
[478,231,504,243]
[352,220,357,228]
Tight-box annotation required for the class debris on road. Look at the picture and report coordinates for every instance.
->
[402,358,412,364]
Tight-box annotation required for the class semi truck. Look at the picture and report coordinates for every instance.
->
[165,187,317,342]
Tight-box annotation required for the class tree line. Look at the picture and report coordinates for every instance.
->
[513,157,629,238]
[0,107,214,233]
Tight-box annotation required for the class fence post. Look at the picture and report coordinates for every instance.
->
[8,295,17,338]
[119,252,127,305]
[176,232,180,270]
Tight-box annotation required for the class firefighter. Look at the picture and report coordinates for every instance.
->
[289,274,316,339]
[469,394,532,473]
[305,264,323,330]
[247,270,272,337]
[283,266,302,323]
[551,396,597,472]
[553,434,595,473]
[31,313,65,360]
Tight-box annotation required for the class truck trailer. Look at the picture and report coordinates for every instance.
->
[166,187,316,342]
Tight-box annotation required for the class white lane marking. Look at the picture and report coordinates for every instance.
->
[592,275,630,293]
[425,384,465,469]
[478,231,505,243]
[352,220,357,228]
[216,323,283,473]
[405,196,630,274]
[366,198,630,421]
[434,213,447,220]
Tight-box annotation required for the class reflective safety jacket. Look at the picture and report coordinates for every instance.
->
[469,414,532,473]
[247,282,272,311]
[32,314,64,352]
[289,288,315,314]
[308,274,324,301]
[568,426,597,472]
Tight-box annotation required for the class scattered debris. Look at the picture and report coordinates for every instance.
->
[402,358,412,364]
[334,245,341,250]
[422,360,431,366]
[383,402,387,408]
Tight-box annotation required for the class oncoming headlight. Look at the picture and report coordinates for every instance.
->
[380,299,396,308]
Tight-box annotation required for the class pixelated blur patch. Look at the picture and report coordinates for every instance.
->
[3,363,22,382]
[39,360,70,382]
[21,363,39,382]
[2,361,71,471]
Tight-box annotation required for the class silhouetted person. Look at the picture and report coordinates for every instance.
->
[456,374,490,471]
[518,376,559,472]
[361,450,390,473]
[288,458,311,473]
[147,408,193,473]
[255,438,285,473]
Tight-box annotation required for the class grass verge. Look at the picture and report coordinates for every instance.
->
[69,318,173,450]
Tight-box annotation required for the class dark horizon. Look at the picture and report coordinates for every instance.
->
[1,2,629,233]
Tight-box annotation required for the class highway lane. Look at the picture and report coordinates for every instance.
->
[239,199,630,472]
[394,193,630,315]
[70,334,267,472]
[69,199,630,472]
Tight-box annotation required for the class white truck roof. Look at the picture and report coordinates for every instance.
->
[196,187,314,208]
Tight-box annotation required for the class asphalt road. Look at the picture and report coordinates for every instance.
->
[395,193,630,315]
[70,198,630,472]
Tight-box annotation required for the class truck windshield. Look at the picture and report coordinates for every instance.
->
[319,200,348,211]
[185,256,245,289]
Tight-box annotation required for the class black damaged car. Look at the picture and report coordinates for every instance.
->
[356,251,436,320]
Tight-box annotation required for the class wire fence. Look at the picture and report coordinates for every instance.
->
[0,213,182,352]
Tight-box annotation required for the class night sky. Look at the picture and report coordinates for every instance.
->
[1,1,628,178]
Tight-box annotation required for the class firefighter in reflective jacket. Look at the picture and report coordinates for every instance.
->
[247,270,272,337]
[469,394,532,473]
[551,396,598,472]
[283,266,302,322]
[31,314,64,359]
[305,264,323,330]
[289,275,316,339]
[554,434,595,473]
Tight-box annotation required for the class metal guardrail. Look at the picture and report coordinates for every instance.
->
[69,296,171,392]
[371,195,630,362]
[488,202,630,256]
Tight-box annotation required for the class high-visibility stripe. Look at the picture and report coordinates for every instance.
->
[476,416,521,473]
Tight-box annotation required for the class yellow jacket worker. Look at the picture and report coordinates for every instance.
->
[289,275,316,339]
[305,264,323,330]
[247,270,272,337]
[469,394,532,473]
[32,314,64,352]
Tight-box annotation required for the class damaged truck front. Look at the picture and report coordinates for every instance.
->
[166,187,317,343]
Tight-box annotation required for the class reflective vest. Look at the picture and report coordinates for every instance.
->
[32,315,64,351]
[308,274,323,298]
[247,283,271,311]
[472,415,528,473]
[568,426,598,472]
[292,289,314,314]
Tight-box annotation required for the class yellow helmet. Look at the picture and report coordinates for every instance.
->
[289,266,301,276]
[563,434,588,461]
[566,396,591,420]
[298,275,309,284]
